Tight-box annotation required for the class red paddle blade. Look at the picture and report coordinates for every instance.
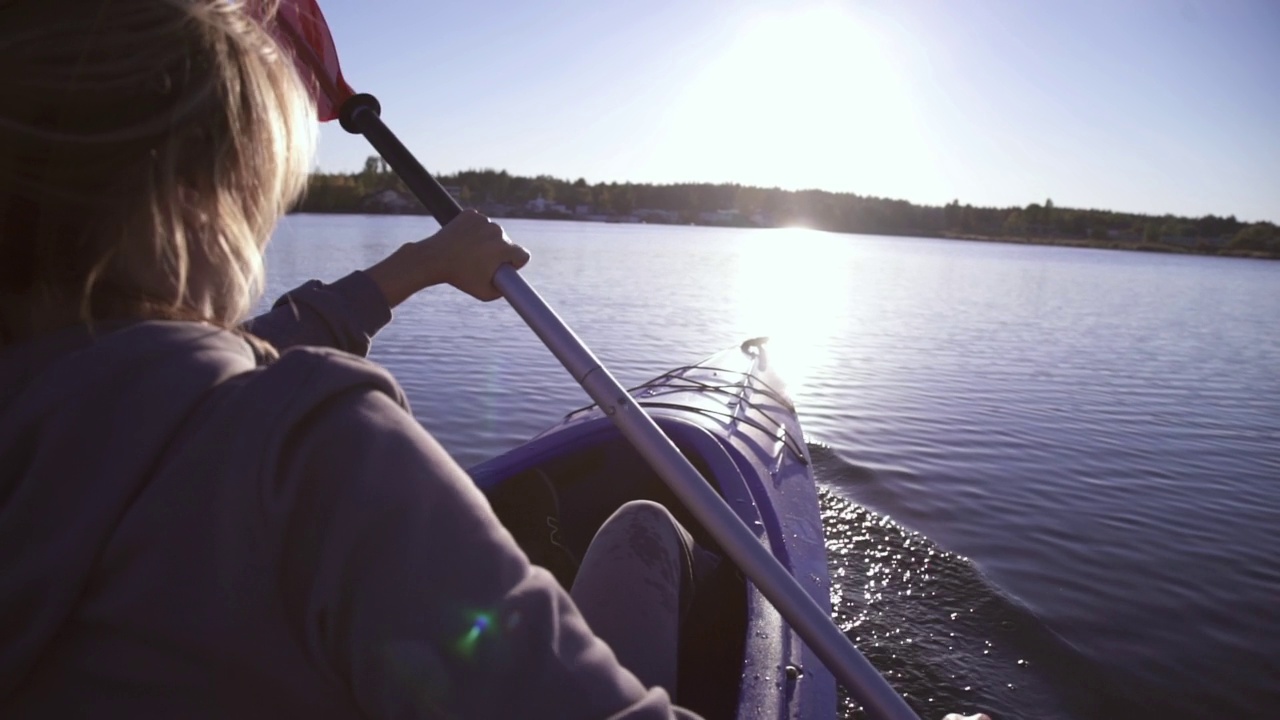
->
[270,0,355,121]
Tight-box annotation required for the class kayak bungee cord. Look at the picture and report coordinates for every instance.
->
[563,364,810,462]
[270,2,920,717]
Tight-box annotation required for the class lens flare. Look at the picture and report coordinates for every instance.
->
[454,611,494,659]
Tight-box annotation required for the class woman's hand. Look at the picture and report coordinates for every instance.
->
[363,210,530,307]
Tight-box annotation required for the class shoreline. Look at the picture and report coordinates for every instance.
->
[937,231,1278,260]
[287,210,1279,261]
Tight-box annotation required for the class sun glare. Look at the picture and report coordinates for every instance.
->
[651,4,935,198]
[731,228,854,393]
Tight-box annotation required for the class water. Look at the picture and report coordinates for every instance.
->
[266,215,1280,719]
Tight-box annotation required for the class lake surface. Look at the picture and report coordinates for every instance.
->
[266,215,1280,719]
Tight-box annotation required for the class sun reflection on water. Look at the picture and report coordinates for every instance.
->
[731,227,856,394]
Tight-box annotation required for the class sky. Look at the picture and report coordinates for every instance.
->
[310,0,1280,223]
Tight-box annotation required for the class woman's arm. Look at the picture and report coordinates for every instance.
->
[245,211,528,354]
[277,387,697,719]
[242,271,391,356]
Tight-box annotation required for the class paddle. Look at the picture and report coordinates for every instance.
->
[270,4,919,718]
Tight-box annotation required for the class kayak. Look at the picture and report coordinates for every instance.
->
[470,338,837,719]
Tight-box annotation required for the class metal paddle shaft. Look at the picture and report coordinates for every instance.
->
[337,93,919,720]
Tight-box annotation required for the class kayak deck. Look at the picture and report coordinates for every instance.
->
[470,340,835,719]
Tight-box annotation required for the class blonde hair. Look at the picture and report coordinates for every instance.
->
[0,0,316,343]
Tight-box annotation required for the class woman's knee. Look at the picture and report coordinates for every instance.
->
[609,499,679,533]
[595,501,686,562]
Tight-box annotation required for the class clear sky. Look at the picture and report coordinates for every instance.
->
[311,0,1280,223]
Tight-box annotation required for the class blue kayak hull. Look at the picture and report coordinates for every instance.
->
[469,340,837,719]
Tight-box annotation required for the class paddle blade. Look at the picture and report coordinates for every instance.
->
[271,0,355,121]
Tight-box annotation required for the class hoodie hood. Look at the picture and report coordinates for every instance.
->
[0,322,257,698]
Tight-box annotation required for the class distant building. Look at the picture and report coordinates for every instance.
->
[361,188,417,213]
[698,209,742,225]
[633,208,679,224]
[525,195,568,215]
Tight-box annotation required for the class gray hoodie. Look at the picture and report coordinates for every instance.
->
[0,272,693,719]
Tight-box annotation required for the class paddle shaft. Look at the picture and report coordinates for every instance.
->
[337,94,919,720]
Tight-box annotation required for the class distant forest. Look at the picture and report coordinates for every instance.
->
[296,158,1279,259]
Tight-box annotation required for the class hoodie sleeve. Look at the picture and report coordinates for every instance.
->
[276,388,702,720]
[243,272,392,356]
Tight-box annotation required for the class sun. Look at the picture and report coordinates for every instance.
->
[649,4,936,199]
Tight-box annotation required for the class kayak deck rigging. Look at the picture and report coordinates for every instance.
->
[558,365,808,464]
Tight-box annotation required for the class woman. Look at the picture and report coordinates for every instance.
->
[0,1,699,717]
[0,2,993,719]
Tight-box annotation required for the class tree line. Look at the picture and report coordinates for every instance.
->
[295,158,1279,258]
